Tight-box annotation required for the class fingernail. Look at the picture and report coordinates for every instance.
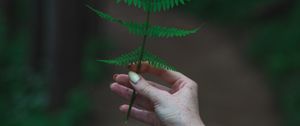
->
[128,71,140,84]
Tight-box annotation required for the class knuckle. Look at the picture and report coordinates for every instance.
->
[191,81,198,88]
[177,78,198,88]
[187,79,198,88]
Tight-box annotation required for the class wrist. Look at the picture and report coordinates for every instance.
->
[186,112,205,126]
[170,115,205,126]
[192,118,205,126]
[187,116,205,126]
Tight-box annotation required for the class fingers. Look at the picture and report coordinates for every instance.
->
[128,63,192,85]
[113,74,132,88]
[114,74,171,92]
[119,104,161,126]
[110,83,154,110]
[128,71,170,104]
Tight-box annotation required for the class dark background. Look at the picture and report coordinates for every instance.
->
[0,0,300,126]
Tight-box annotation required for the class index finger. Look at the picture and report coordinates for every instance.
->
[128,62,191,85]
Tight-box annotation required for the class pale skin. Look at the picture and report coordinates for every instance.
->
[110,63,205,126]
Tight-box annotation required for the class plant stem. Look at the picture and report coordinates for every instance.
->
[126,8,152,123]
[137,9,151,71]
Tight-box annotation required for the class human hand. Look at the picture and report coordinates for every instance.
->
[110,63,205,126]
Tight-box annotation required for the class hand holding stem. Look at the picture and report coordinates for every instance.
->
[111,63,205,126]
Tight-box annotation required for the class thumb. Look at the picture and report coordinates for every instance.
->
[128,71,168,103]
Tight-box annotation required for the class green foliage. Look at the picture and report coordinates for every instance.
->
[249,2,300,125]
[124,22,199,38]
[87,5,198,38]
[86,5,121,23]
[116,0,191,12]
[98,47,176,71]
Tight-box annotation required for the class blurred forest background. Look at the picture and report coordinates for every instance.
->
[0,0,299,126]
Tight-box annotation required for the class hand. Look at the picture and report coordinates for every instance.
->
[110,63,205,126]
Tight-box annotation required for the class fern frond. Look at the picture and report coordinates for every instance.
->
[97,47,176,71]
[116,0,191,12]
[123,22,199,38]
[87,6,198,38]
[97,47,140,66]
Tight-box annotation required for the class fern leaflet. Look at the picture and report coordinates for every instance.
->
[124,22,198,38]
[116,0,191,12]
[97,47,176,71]
[87,5,198,38]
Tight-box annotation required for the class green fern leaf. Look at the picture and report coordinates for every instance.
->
[97,47,176,71]
[116,0,191,12]
[143,50,177,71]
[123,22,199,38]
[86,5,121,23]
[87,6,198,38]
[97,47,140,66]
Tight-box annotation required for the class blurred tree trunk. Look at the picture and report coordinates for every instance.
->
[45,0,102,111]
[30,0,45,72]
[1,0,17,41]
[254,0,296,21]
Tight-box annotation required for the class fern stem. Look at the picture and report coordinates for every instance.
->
[126,6,152,123]
[137,9,151,71]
